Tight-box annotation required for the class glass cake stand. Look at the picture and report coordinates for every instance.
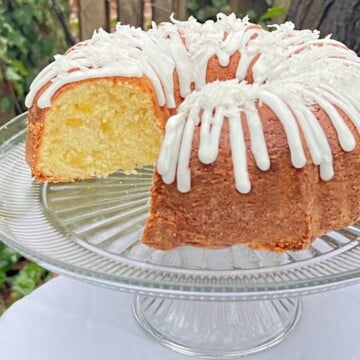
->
[1,114,360,358]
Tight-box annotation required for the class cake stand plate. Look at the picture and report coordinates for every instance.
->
[1,114,360,358]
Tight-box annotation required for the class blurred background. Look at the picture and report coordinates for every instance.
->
[0,0,358,312]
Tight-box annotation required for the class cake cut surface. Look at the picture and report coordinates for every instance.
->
[25,14,360,252]
[27,77,165,182]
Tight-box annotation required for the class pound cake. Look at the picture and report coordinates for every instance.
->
[25,14,360,251]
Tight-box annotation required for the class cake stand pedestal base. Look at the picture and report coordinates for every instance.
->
[133,295,302,358]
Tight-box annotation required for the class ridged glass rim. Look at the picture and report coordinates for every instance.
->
[1,113,360,300]
[39,182,360,276]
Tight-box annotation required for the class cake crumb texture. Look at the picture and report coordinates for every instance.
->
[26,77,165,182]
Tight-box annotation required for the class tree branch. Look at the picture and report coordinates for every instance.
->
[50,0,76,46]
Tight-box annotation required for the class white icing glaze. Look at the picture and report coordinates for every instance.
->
[245,105,270,171]
[229,112,251,193]
[199,108,224,164]
[257,90,307,168]
[25,14,360,193]
[26,13,261,109]
[176,109,197,192]
[157,74,359,193]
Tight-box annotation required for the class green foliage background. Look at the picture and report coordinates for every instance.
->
[0,242,52,314]
[0,0,71,114]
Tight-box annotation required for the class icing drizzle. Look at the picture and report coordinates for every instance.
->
[25,14,258,108]
[25,14,360,193]
[158,75,360,193]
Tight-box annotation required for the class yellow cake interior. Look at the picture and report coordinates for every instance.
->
[38,78,163,181]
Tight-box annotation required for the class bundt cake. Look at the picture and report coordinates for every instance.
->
[25,14,360,251]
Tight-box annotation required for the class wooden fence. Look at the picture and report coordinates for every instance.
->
[76,0,290,40]
[78,0,188,40]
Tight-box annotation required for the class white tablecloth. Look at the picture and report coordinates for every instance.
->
[0,276,359,360]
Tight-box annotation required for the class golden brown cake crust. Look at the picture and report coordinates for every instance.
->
[142,105,360,251]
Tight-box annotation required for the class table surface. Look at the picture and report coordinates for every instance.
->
[0,276,359,360]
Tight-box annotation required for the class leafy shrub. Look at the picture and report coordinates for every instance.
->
[0,0,71,114]
[0,242,52,314]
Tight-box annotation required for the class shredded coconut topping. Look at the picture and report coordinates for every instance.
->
[25,13,360,193]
